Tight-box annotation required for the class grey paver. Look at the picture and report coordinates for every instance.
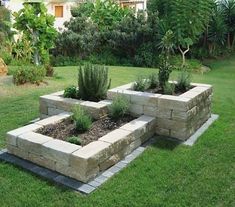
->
[94,174,109,184]
[88,180,102,188]
[54,175,83,190]
[31,166,59,180]
[78,184,96,194]
[115,161,127,169]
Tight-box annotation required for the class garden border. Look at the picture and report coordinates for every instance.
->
[6,112,156,183]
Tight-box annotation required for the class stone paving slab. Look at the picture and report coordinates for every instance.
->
[0,115,218,194]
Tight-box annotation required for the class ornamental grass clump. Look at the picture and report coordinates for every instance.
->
[176,70,191,92]
[72,106,92,132]
[109,95,130,120]
[78,64,111,102]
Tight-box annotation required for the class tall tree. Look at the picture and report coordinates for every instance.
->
[13,3,57,65]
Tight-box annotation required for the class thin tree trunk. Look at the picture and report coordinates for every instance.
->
[178,45,190,67]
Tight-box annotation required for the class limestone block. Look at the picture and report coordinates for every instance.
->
[6,124,42,146]
[143,106,158,117]
[7,145,29,160]
[129,104,144,116]
[17,132,53,154]
[42,139,81,165]
[99,154,120,171]
[156,108,172,119]
[39,99,48,114]
[171,106,198,121]
[70,141,111,172]
[120,115,156,144]
[158,95,193,111]
[156,118,188,132]
[98,100,113,105]
[28,152,56,170]
[48,108,65,116]
[130,92,160,107]
[170,130,190,141]
[36,112,72,126]
[124,138,142,156]
[99,128,133,153]
[80,101,109,119]
[155,127,170,137]
[56,163,99,183]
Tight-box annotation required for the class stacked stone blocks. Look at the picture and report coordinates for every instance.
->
[6,112,156,183]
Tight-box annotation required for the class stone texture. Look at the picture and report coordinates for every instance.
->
[17,132,53,154]
[48,108,65,116]
[158,95,193,111]
[36,112,72,126]
[6,124,42,146]
[71,141,111,172]
[99,128,133,153]
[129,104,144,116]
[42,139,81,165]
[7,145,29,160]
[28,152,56,170]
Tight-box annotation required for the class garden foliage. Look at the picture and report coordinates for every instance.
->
[109,96,130,120]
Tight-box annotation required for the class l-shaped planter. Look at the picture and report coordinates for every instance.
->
[6,112,156,183]
[107,82,212,141]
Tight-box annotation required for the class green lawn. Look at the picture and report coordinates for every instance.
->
[0,58,234,207]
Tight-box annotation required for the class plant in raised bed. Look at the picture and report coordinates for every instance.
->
[72,106,92,132]
[148,73,159,89]
[64,85,78,99]
[176,70,191,93]
[133,76,150,92]
[79,64,111,102]
[109,95,130,120]
[163,82,175,95]
[67,136,81,145]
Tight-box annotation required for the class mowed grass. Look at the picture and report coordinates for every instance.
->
[0,59,234,206]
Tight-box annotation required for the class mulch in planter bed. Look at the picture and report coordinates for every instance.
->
[37,115,134,146]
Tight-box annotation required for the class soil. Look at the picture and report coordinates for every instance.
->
[37,115,134,146]
[145,85,194,96]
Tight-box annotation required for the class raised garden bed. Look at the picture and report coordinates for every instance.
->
[37,115,134,146]
[107,82,212,140]
[40,91,112,119]
[6,112,156,183]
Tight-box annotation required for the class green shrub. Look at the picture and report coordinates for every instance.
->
[50,55,81,67]
[0,50,12,65]
[176,71,191,92]
[109,95,130,120]
[45,64,54,77]
[72,106,92,132]
[133,76,150,92]
[67,136,81,145]
[163,82,175,95]
[148,73,159,89]
[64,86,78,99]
[78,64,111,102]
[13,65,46,85]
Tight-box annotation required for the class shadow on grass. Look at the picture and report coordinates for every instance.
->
[151,135,181,151]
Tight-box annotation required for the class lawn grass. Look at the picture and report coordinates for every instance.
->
[0,60,234,206]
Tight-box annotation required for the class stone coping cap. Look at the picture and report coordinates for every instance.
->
[36,112,72,126]
[18,132,53,144]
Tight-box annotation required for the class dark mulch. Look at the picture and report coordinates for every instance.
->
[37,115,134,146]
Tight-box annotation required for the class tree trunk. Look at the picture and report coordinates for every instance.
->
[178,45,190,67]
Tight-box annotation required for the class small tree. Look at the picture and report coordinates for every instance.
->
[13,3,57,65]
[169,0,213,66]
[158,30,174,87]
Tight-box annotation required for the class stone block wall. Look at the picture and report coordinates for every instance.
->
[39,91,112,120]
[6,113,156,183]
[107,82,212,141]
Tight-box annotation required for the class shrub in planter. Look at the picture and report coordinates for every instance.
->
[109,95,130,120]
[176,71,191,92]
[64,85,78,99]
[133,76,150,92]
[67,136,81,145]
[13,65,46,85]
[163,82,175,95]
[78,64,111,102]
[148,73,159,89]
[72,106,92,132]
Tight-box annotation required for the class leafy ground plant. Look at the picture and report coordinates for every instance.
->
[133,76,150,92]
[176,70,192,92]
[64,85,78,99]
[109,95,130,120]
[67,136,81,145]
[72,105,92,132]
